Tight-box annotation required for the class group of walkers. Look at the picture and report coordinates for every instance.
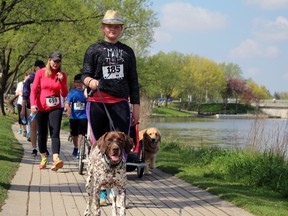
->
[15,10,140,205]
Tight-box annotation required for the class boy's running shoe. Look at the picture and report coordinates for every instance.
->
[72,148,78,156]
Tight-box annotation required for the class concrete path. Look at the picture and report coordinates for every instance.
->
[0,124,255,216]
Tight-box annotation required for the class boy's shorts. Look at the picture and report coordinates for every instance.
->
[69,118,88,136]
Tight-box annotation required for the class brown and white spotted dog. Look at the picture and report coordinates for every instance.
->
[84,131,133,216]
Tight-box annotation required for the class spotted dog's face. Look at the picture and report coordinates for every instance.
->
[97,131,134,165]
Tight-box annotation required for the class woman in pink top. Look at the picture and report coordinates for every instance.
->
[30,51,68,171]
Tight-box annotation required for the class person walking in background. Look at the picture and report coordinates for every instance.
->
[21,60,46,156]
[30,51,68,171]
[81,10,140,205]
[64,73,87,158]
[16,72,30,137]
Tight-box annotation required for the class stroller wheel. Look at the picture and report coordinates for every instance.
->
[78,136,86,175]
[137,166,144,178]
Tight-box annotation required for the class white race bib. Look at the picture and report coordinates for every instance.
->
[46,96,60,107]
[102,64,124,79]
[74,102,85,111]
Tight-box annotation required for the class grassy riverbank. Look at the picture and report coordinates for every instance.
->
[156,142,288,216]
[0,115,23,210]
[153,106,288,216]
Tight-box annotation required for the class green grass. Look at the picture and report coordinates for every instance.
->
[153,103,255,116]
[156,142,288,216]
[198,103,254,114]
[61,115,70,132]
[0,115,23,210]
[152,106,194,116]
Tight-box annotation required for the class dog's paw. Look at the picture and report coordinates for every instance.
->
[144,170,152,175]
[83,209,91,216]
[116,197,129,209]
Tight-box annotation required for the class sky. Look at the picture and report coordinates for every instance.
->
[149,0,288,94]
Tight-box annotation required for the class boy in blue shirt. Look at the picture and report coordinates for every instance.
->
[64,74,88,157]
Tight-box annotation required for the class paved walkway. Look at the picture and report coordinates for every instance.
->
[0,124,255,216]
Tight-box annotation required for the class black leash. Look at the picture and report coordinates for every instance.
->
[96,87,116,131]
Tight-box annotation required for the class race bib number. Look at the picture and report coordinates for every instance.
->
[102,64,124,79]
[74,102,85,111]
[46,96,60,107]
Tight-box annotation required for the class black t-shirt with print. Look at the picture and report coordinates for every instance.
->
[82,40,140,104]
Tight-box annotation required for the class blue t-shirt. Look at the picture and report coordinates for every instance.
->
[66,89,87,119]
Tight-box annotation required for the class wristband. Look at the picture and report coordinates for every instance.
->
[87,78,94,88]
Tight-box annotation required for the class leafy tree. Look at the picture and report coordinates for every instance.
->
[137,55,159,98]
[218,62,243,78]
[274,92,288,100]
[146,51,185,107]
[0,0,158,116]
[219,62,243,109]
[228,77,246,104]
[244,79,271,103]
[180,55,226,106]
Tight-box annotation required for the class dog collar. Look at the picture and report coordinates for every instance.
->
[101,154,123,169]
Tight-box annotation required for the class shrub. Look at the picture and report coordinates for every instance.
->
[161,142,288,197]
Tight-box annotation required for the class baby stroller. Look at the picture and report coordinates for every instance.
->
[78,123,146,177]
[126,124,146,178]
[78,126,92,175]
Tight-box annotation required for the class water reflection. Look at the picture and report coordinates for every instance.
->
[147,116,288,149]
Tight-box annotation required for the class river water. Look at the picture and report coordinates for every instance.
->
[147,116,288,151]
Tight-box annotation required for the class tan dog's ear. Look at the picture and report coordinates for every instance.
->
[97,132,109,154]
[157,129,161,143]
[123,133,134,154]
[143,130,149,139]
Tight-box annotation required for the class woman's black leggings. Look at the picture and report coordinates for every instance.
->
[36,108,63,154]
[86,101,131,143]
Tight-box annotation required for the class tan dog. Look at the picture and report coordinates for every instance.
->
[84,131,133,216]
[139,127,161,174]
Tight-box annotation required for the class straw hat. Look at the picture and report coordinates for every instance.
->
[102,10,124,25]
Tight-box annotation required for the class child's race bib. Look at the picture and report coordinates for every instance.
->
[74,102,85,110]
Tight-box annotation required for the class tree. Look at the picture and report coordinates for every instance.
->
[218,62,243,78]
[0,0,158,116]
[146,51,185,107]
[244,79,271,104]
[219,62,243,109]
[180,55,226,106]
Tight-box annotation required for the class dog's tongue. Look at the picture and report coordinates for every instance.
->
[151,142,157,149]
[111,155,119,161]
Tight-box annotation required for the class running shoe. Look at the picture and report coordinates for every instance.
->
[72,148,78,157]
[39,157,47,169]
[31,149,37,156]
[51,158,64,171]
[23,131,27,137]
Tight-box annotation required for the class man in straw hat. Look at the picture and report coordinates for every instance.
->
[81,9,140,208]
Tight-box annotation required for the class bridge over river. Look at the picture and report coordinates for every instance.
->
[254,99,288,118]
